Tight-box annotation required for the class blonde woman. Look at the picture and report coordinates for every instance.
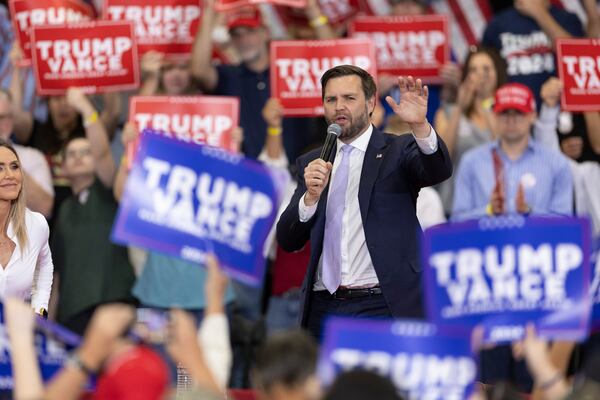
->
[0,140,53,316]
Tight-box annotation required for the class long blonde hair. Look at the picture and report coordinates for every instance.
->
[0,141,28,250]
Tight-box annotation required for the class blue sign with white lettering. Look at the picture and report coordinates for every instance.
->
[318,318,478,400]
[112,130,279,285]
[589,237,600,331]
[422,216,592,343]
[0,303,79,391]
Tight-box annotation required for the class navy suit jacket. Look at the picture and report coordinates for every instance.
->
[276,127,453,326]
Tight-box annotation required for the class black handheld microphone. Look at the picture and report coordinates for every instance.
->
[319,123,342,162]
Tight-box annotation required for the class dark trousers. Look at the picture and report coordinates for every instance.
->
[306,290,392,341]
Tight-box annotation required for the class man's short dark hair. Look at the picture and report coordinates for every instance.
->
[251,330,317,393]
[323,369,404,400]
[321,65,377,101]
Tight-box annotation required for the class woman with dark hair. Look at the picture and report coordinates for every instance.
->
[433,46,507,214]
[0,140,53,316]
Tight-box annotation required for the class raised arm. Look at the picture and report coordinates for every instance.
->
[191,0,220,92]
[66,88,116,188]
[99,91,122,139]
[8,41,33,144]
[45,304,136,400]
[514,0,581,46]
[5,298,44,400]
[113,122,138,201]
[138,51,164,96]
[305,0,337,40]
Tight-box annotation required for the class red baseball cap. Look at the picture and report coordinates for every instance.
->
[227,6,263,31]
[493,83,536,113]
[95,345,169,400]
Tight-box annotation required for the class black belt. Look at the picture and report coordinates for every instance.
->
[317,287,383,300]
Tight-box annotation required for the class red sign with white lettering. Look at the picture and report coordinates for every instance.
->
[9,0,94,65]
[31,21,140,95]
[350,15,449,83]
[557,39,600,111]
[103,0,202,58]
[129,96,240,152]
[215,0,306,12]
[270,38,377,116]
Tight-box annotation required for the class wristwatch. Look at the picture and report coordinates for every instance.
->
[66,352,97,376]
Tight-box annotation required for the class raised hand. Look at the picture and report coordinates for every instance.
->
[65,87,95,117]
[262,97,284,129]
[540,77,562,108]
[140,51,164,78]
[515,182,530,215]
[490,181,505,215]
[385,76,429,136]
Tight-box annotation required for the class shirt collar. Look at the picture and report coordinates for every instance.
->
[336,124,373,154]
[491,137,536,156]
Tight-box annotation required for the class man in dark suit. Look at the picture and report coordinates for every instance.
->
[276,65,452,339]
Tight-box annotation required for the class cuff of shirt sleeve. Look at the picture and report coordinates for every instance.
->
[412,124,438,155]
[199,313,231,389]
[538,104,560,123]
[299,192,318,222]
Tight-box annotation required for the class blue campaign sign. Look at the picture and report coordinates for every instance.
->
[318,318,478,400]
[589,237,600,331]
[0,303,78,390]
[112,130,279,285]
[422,216,592,343]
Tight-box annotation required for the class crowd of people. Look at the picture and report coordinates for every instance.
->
[0,0,599,399]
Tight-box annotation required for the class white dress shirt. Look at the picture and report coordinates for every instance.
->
[0,209,53,310]
[298,125,439,290]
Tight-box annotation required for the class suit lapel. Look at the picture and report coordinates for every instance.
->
[358,128,387,226]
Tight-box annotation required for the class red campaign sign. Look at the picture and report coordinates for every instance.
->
[31,21,140,95]
[270,38,377,117]
[9,0,94,65]
[215,0,306,12]
[103,0,202,58]
[350,15,449,83]
[129,96,240,153]
[556,39,600,112]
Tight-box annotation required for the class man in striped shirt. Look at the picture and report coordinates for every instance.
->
[452,82,573,222]
[451,82,574,391]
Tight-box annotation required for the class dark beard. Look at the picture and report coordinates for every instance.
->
[327,109,370,142]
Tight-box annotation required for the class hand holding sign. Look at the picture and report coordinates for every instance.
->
[385,76,429,134]
[66,87,95,116]
[140,51,165,78]
[9,41,25,68]
[4,297,36,340]
[205,254,230,314]
[540,77,562,108]
[512,323,572,396]
[262,98,284,129]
